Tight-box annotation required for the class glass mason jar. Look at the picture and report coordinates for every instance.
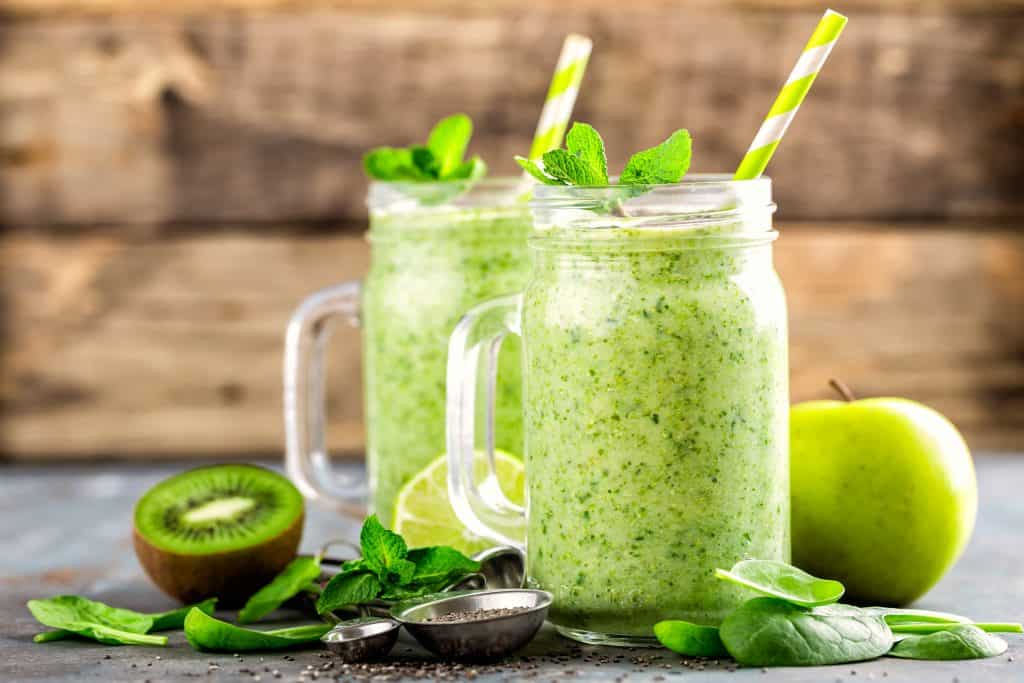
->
[447,176,789,645]
[285,179,532,524]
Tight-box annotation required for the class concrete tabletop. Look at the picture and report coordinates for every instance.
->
[1,456,1021,682]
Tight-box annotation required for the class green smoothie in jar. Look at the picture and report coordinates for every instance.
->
[285,115,531,527]
[447,126,789,646]
[523,181,789,640]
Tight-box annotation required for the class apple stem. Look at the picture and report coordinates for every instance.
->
[829,378,856,402]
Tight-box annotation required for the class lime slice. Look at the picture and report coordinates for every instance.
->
[392,451,525,554]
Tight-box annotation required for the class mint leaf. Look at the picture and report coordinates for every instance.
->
[238,557,321,625]
[410,146,440,178]
[565,123,608,184]
[408,546,480,584]
[316,572,382,614]
[620,129,692,185]
[364,147,414,181]
[446,156,487,181]
[542,149,606,186]
[515,156,563,185]
[363,114,483,183]
[359,515,416,586]
[427,113,473,178]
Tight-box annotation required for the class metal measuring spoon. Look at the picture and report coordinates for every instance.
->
[321,617,401,662]
[390,589,552,660]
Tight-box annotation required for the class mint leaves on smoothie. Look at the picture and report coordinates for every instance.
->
[516,122,691,186]
[364,113,486,182]
[316,515,480,614]
[28,595,218,646]
[655,559,1022,666]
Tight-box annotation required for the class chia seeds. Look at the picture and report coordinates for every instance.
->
[424,606,531,623]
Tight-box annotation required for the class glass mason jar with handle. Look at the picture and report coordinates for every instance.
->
[286,179,531,524]
[447,176,789,645]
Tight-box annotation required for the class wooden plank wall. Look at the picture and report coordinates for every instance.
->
[1,0,1022,457]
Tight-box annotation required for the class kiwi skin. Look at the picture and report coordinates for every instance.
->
[133,511,303,606]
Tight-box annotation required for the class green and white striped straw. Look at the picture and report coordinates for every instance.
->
[734,9,848,180]
[527,33,593,161]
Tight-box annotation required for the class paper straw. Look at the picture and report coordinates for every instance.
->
[527,33,593,161]
[734,9,848,180]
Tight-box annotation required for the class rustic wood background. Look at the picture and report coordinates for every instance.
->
[1,0,1022,458]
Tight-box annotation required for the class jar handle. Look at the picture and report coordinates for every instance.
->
[446,294,527,550]
[284,281,365,516]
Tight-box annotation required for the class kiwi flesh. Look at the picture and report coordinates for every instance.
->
[133,464,304,606]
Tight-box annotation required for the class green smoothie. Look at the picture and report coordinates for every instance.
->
[363,200,531,524]
[521,222,789,641]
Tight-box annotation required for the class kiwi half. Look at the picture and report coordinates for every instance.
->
[133,464,304,606]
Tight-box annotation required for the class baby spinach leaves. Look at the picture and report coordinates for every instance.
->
[657,560,1020,668]
[184,608,331,653]
[718,598,892,667]
[239,556,322,625]
[28,595,217,646]
[364,114,486,183]
[516,122,691,187]
[889,625,1008,660]
[316,515,480,615]
[715,559,845,607]
[653,620,729,658]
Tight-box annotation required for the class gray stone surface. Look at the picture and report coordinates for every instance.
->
[1,456,1022,682]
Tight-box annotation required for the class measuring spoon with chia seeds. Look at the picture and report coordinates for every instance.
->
[390,589,552,660]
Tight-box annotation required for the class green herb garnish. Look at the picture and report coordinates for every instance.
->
[364,114,486,183]
[184,608,330,652]
[315,515,480,615]
[238,556,322,625]
[28,595,217,646]
[516,122,691,187]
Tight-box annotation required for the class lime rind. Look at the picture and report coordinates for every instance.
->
[392,451,525,554]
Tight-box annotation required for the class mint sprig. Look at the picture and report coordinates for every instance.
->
[516,122,691,187]
[364,114,486,183]
[316,515,480,615]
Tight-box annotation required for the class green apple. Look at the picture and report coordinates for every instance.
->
[790,386,977,606]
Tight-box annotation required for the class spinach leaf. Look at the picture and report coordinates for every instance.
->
[30,595,218,643]
[28,596,164,646]
[890,622,1022,635]
[184,608,331,652]
[316,572,382,615]
[889,625,1008,660]
[861,607,970,626]
[654,620,729,658]
[719,598,892,667]
[715,560,844,607]
[239,557,321,624]
[150,598,218,631]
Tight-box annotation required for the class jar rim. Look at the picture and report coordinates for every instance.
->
[367,176,532,213]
